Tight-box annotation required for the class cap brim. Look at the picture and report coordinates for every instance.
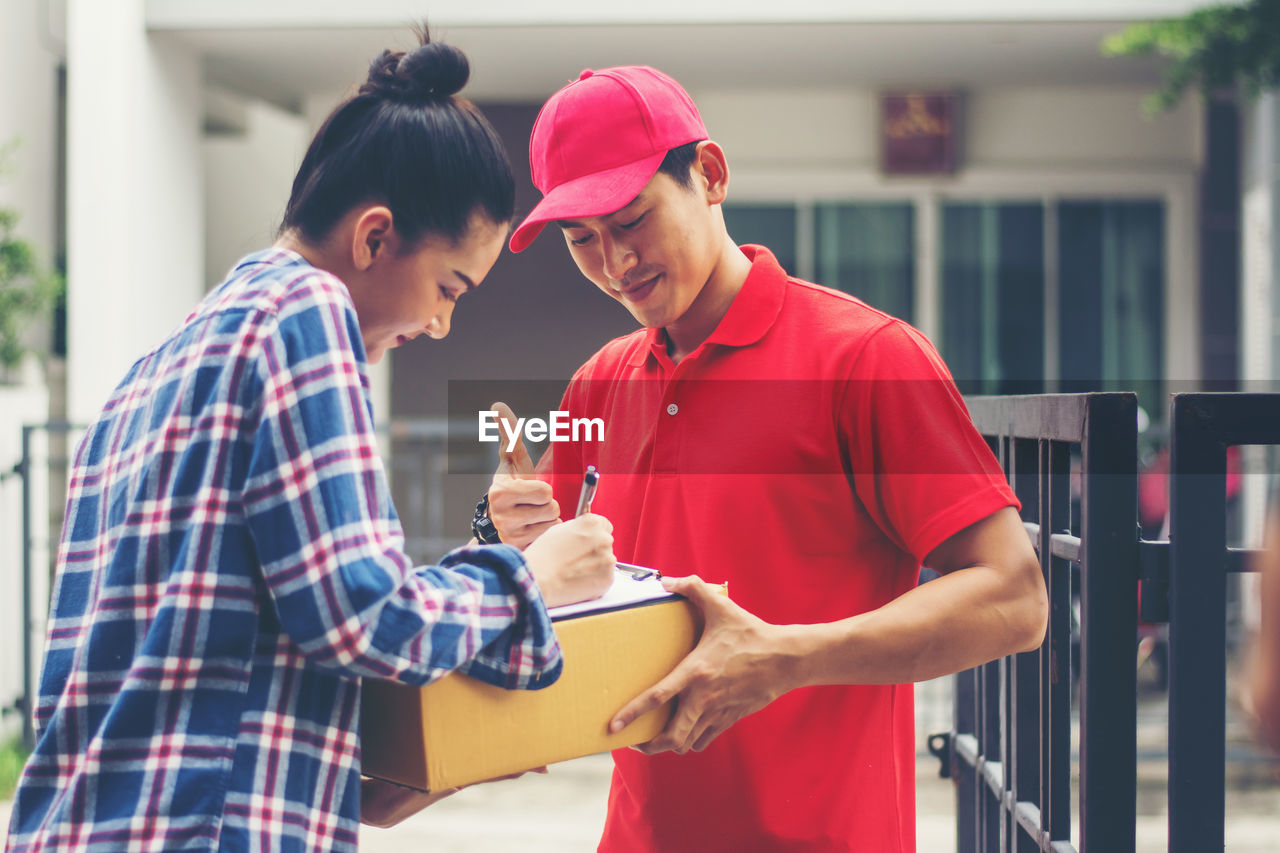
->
[508,150,667,253]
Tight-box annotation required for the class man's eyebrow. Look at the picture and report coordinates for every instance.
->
[554,194,645,230]
[453,270,477,291]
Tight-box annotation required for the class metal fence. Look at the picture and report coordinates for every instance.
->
[1165,394,1280,852]
[936,393,1140,853]
[6,422,77,753]
[939,392,1278,852]
[5,418,480,752]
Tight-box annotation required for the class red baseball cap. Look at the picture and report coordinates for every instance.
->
[508,66,708,253]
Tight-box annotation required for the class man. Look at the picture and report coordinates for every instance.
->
[484,66,1047,850]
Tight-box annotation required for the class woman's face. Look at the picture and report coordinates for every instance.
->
[351,214,507,363]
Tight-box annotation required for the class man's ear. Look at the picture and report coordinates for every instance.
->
[351,206,396,271]
[694,141,730,206]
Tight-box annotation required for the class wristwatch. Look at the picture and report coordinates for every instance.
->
[472,494,502,544]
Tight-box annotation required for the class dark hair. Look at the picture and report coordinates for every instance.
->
[279,28,514,248]
[656,141,702,190]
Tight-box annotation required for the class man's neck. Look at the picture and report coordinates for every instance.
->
[663,238,753,364]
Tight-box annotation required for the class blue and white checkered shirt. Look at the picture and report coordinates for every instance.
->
[6,249,563,852]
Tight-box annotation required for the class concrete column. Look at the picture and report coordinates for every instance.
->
[1240,92,1278,632]
[66,0,203,423]
[0,0,62,360]
[1241,92,1278,393]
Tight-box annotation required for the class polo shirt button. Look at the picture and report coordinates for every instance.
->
[666,403,679,416]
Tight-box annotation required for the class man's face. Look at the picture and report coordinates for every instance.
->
[557,171,718,329]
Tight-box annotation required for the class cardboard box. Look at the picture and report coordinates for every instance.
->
[360,593,698,792]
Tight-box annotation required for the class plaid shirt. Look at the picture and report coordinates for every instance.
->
[6,249,563,852]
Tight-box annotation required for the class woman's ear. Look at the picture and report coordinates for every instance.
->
[694,141,730,206]
[351,206,396,271]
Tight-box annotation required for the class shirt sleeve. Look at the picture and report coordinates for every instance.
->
[241,276,562,690]
[838,320,1019,565]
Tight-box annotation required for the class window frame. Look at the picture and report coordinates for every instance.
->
[724,167,1197,392]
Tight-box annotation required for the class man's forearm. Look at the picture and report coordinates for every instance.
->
[784,559,1046,688]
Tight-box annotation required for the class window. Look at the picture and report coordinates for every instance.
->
[940,202,1044,395]
[721,205,797,276]
[1058,200,1165,415]
[816,202,914,322]
[723,195,1166,412]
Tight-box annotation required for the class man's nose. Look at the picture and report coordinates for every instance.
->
[601,234,638,282]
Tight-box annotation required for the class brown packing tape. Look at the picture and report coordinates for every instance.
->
[361,595,699,792]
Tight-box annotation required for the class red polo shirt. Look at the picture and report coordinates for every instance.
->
[543,246,1016,851]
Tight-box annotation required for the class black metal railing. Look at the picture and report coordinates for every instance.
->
[6,418,485,751]
[941,393,1139,853]
[944,391,1278,852]
[1165,393,1280,852]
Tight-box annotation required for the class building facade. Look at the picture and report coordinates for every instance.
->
[3,0,1279,729]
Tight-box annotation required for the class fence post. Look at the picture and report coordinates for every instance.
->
[20,424,35,751]
[1078,395,1138,851]
[1166,397,1228,852]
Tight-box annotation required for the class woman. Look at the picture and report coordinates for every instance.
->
[6,30,614,852]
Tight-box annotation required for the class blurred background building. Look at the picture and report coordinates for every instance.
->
[2,5,1279,844]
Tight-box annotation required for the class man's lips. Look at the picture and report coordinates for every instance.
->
[617,274,660,302]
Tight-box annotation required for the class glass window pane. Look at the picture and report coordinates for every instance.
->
[814,202,915,322]
[722,204,798,275]
[1058,200,1164,417]
[940,202,1045,395]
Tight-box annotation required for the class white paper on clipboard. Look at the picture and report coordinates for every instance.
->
[547,563,671,619]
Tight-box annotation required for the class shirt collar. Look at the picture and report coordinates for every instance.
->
[629,244,788,367]
[233,246,311,273]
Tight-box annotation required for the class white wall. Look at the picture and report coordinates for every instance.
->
[144,0,1208,28]
[203,97,308,287]
[66,0,204,423]
[693,84,1198,173]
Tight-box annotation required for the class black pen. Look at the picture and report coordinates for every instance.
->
[575,465,599,517]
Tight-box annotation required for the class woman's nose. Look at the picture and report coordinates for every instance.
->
[426,304,453,339]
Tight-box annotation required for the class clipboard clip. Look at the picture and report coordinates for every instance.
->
[616,563,661,581]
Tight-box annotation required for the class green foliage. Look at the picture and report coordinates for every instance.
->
[1102,0,1280,113]
[0,733,30,800]
[0,144,62,373]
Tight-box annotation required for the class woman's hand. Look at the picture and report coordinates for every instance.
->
[359,778,459,828]
[523,514,616,607]
[360,767,551,828]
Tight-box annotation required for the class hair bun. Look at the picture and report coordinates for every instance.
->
[361,39,469,103]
